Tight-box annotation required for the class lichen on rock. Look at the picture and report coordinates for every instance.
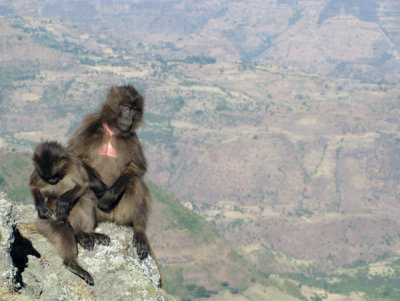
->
[0,193,175,301]
[0,192,17,288]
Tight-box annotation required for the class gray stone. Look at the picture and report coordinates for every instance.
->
[0,193,175,301]
[0,193,17,288]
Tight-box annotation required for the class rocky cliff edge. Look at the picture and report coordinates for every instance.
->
[0,192,175,301]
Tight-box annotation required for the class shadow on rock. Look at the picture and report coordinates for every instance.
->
[10,226,41,288]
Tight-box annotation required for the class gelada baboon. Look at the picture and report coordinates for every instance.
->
[30,141,110,285]
[68,85,163,285]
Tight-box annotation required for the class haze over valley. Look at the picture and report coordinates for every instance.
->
[1,1,400,300]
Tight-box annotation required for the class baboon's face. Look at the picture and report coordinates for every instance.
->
[101,85,144,133]
[33,141,69,185]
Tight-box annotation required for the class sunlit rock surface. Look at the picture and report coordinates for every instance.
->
[0,193,175,301]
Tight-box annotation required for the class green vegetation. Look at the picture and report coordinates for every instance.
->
[0,67,36,85]
[181,80,199,87]
[79,57,96,66]
[182,55,216,65]
[333,146,343,211]
[166,96,185,113]
[2,10,400,301]
[215,102,230,111]
[144,113,169,123]
[283,279,304,299]
[0,152,32,203]
[138,124,176,145]
[8,17,84,56]
[171,55,216,65]
[162,266,186,297]
[187,284,217,298]
[147,182,285,299]
[265,275,306,300]
[148,181,206,237]
[294,207,314,217]
[138,108,177,145]
[162,266,218,299]
[286,259,400,300]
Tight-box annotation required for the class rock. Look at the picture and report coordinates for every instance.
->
[0,192,17,288]
[0,193,175,301]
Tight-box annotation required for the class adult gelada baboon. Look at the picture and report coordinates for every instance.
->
[30,141,110,285]
[68,86,162,286]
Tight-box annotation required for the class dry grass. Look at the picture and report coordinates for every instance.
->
[0,286,29,301]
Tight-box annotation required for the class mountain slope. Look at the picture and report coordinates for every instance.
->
[1,14,400,272]
[1,0,400,82]
[0,150,310,300]
[1,6,400,300]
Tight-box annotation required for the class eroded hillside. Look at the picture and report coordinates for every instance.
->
[1,1,400,299]
[2,0,400,82]
[1,12,400,270]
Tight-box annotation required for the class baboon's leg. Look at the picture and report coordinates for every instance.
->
[69,195,110,250]
[75,231,110,250]
[92,232,111,246]
[64,258,94,286]
[36,218,94,285]
[131,180,151,260]
[75,231,96,251]
[149,245,164,289]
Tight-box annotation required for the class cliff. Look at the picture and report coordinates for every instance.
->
[0,192,174,301]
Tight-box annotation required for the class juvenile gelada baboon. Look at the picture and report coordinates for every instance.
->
[69,85,163,287]
[30,141,110,285]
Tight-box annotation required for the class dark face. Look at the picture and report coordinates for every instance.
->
[102,85,144,133]
[117,103,137,132]
[117,98,143,132]
[33,141,69,185]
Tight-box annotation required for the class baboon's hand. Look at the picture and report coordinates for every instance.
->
[91,179,107,198]
[97,189,121,211]
[54,201,70,218]
[94,233,110,246]
[133,231,150,260]
[77,233,95,251]
[37,205,52,219]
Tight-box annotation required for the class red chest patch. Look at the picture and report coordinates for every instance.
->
[98,123,118,158]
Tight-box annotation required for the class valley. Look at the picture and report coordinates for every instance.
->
[1,1,400,299]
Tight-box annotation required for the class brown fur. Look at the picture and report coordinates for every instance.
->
[29,141,110,285]
[69,85,164,288]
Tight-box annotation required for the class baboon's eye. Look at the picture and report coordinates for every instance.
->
[120,104,129,111]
